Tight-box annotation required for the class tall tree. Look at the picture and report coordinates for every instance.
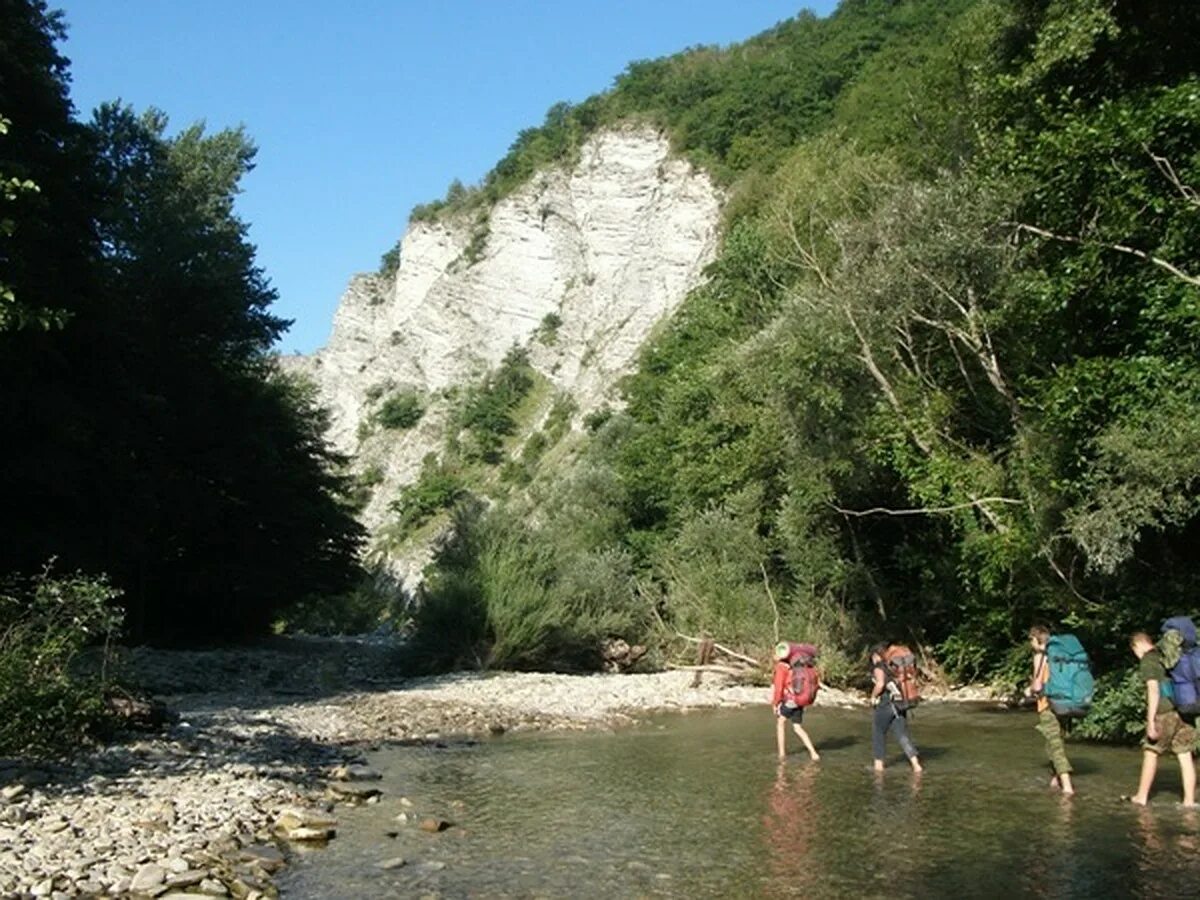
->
[0,1,364,642]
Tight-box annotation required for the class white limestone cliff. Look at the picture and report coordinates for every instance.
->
[292,127,722,579]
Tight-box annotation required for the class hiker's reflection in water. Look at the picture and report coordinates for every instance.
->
[763,762,819,885]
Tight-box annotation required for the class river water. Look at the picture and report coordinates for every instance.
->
[279,704,1200,899]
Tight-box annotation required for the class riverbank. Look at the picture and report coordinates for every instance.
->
[0,640,994,897]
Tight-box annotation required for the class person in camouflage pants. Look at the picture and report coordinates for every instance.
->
[1028,625,1075,795]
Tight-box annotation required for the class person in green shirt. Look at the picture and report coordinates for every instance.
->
[1127,632,1196,807]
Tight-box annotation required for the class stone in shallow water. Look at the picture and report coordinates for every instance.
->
[240,844,285,873]
[327,782,382,802]
[280,825,335,842]
[274,807,337,831]
[418,818,453,833]
[377,856,407,870]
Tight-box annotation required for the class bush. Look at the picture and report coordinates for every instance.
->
[408,505,646,672]
[275,570,405,636]
[456,347,535,463]
[379,240,401,278]
[0,567,123,757]
[1075,669,1146,744]
[536,312,563,345]
[390,457,465,532]
[375,390,424,430]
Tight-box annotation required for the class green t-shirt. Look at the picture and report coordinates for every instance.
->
[1139,649,1175,713]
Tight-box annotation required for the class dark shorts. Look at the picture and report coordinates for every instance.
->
[778,704,806,723]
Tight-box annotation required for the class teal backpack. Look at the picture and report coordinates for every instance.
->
[1044,634,1094,718]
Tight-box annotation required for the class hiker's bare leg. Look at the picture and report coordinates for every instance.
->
[1059,772,1074,795]
[776,714,790,759]
[792,723,820,761]
[908,754,923,774]
[1178,752,1196,807]
[1130,751,1158,805]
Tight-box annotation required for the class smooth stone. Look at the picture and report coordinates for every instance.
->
[196,878,229,896]
[1,784,27,802]
[377,857,407,870]
[164,870,206,888]
[165,855,190,873]
[280,826,334,842]
[418,818,453,833]
[130,862,167,892]
[240,845,285,872]
[327,782,381,801]
[274,807,336,831]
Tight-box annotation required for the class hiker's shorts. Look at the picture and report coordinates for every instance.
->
[1143,710,1196,756]
[1036,709,1073,775]
[779,704,806,723]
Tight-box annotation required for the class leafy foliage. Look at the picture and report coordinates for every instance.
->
[409,0,1200,691]
[454,347,536,463]
[389,456,466,533]
[374,389,424,430]
[0,2,364,643]
[0,567,123,756]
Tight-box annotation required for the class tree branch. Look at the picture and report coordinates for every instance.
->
[1012,222,1200,288]
[828,497,1023,518]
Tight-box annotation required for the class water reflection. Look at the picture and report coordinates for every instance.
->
[763,762,820,891]
[279,706,1200,900]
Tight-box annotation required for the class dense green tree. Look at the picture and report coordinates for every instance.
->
[0,0,363,642]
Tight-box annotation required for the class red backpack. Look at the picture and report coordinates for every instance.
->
[883,644,920,711]
[785,643,820,707]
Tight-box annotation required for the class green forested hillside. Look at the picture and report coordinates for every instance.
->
[410,0,1200,692]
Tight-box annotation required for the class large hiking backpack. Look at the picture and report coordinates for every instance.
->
[1160,617,1200,716]
[883,645,920,712]
[1044,634,1094,718]
[783,642,820,708]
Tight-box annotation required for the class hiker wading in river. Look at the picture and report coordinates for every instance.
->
[870,643,923,774]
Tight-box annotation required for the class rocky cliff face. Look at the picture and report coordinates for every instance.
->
[293,127,721,574]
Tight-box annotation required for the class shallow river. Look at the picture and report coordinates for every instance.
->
[279,704,1200,899]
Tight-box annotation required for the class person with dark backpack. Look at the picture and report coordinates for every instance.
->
[869,642,922,774]
[1126,630,1196,807]
[771,641,821,762]
[1026,625,1092,796]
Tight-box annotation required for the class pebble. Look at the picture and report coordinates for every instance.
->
[377,856,407,870]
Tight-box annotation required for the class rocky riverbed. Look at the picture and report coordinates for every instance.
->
[0,638,989,898]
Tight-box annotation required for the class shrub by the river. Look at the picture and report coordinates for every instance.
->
[0,568,123,757]
[1075,669,1146,745]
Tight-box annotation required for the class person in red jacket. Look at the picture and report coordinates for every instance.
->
[772,644,821,762]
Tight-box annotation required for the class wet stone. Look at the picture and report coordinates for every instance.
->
[419,818,453,833]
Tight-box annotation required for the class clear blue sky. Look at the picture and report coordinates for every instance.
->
[55,1,837,353]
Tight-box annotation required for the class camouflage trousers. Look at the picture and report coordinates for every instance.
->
[1036,709,1073,776]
